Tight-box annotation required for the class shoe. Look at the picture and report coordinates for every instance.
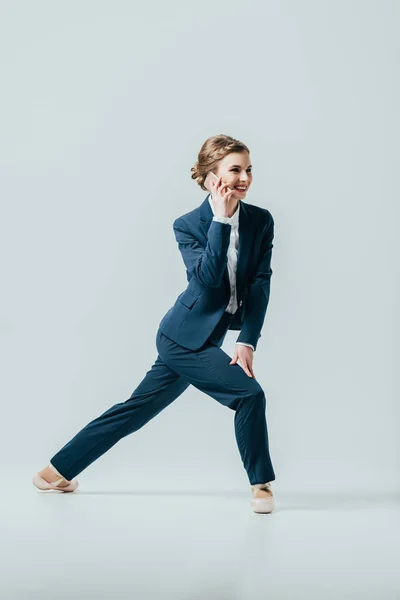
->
[32,472,79,492]
[250,482,275,513]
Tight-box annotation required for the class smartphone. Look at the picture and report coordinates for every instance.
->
[205,171,233,193]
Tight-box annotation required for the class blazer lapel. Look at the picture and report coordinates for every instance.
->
[199,194,253,294]
[235,199,252,294]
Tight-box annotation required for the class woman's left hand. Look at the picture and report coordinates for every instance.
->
[230,345,256,379]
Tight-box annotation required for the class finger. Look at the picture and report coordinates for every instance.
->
[244,367,253,378]
[230,350,238,365]
[239,360,252,377]
[220,182,233,194]
[219,183,229,196]
[245,357,256,378]
[219,181,232,193]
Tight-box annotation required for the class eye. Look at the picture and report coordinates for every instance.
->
[231,168,252,173]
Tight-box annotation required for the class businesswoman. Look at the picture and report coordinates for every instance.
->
[33,134,276,514]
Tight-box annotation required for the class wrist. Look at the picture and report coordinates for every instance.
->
[236,342,255,352]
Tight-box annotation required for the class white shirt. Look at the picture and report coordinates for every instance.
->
[208,194,254,351]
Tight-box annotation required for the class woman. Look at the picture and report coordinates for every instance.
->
[33,134,276,514]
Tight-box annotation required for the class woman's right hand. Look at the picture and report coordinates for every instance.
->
[210,177,235,218]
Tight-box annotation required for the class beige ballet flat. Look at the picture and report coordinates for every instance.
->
[32,472,79,492]
[250,482,275,513]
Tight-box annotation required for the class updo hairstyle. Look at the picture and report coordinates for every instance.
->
[190,134,250,191]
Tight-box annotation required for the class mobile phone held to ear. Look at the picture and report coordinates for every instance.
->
[205,171,233,193]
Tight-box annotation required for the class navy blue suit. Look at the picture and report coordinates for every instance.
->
[49,194,276,486]
[159,193,274,352]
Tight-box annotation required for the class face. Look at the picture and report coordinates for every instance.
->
[207,151,253,200]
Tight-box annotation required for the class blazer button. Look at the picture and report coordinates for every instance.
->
[239,300,243,307]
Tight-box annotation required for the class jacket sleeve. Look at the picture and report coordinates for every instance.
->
[235,213,274,351]
[173,217,231,288]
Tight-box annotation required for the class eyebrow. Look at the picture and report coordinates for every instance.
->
[230,164,252,168]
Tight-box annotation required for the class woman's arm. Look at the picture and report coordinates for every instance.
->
[235,214,274,352]
[173,217,232,288]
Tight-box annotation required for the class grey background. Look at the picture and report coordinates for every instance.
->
[1,1,398,495]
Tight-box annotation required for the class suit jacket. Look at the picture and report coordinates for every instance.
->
[158,193,274,352]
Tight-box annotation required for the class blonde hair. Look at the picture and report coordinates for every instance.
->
[190,134,250,191]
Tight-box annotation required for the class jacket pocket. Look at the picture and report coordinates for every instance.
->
[177,289,198,309]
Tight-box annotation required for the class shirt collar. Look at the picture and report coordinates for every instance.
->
[208,194,240,226]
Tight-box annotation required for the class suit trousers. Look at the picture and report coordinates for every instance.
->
[49,311,276,486]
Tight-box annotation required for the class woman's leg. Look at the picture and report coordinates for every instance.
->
[156,329,275,486]
[47,354,190,481]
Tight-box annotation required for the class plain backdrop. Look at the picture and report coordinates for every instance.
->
[1,0,398,495]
